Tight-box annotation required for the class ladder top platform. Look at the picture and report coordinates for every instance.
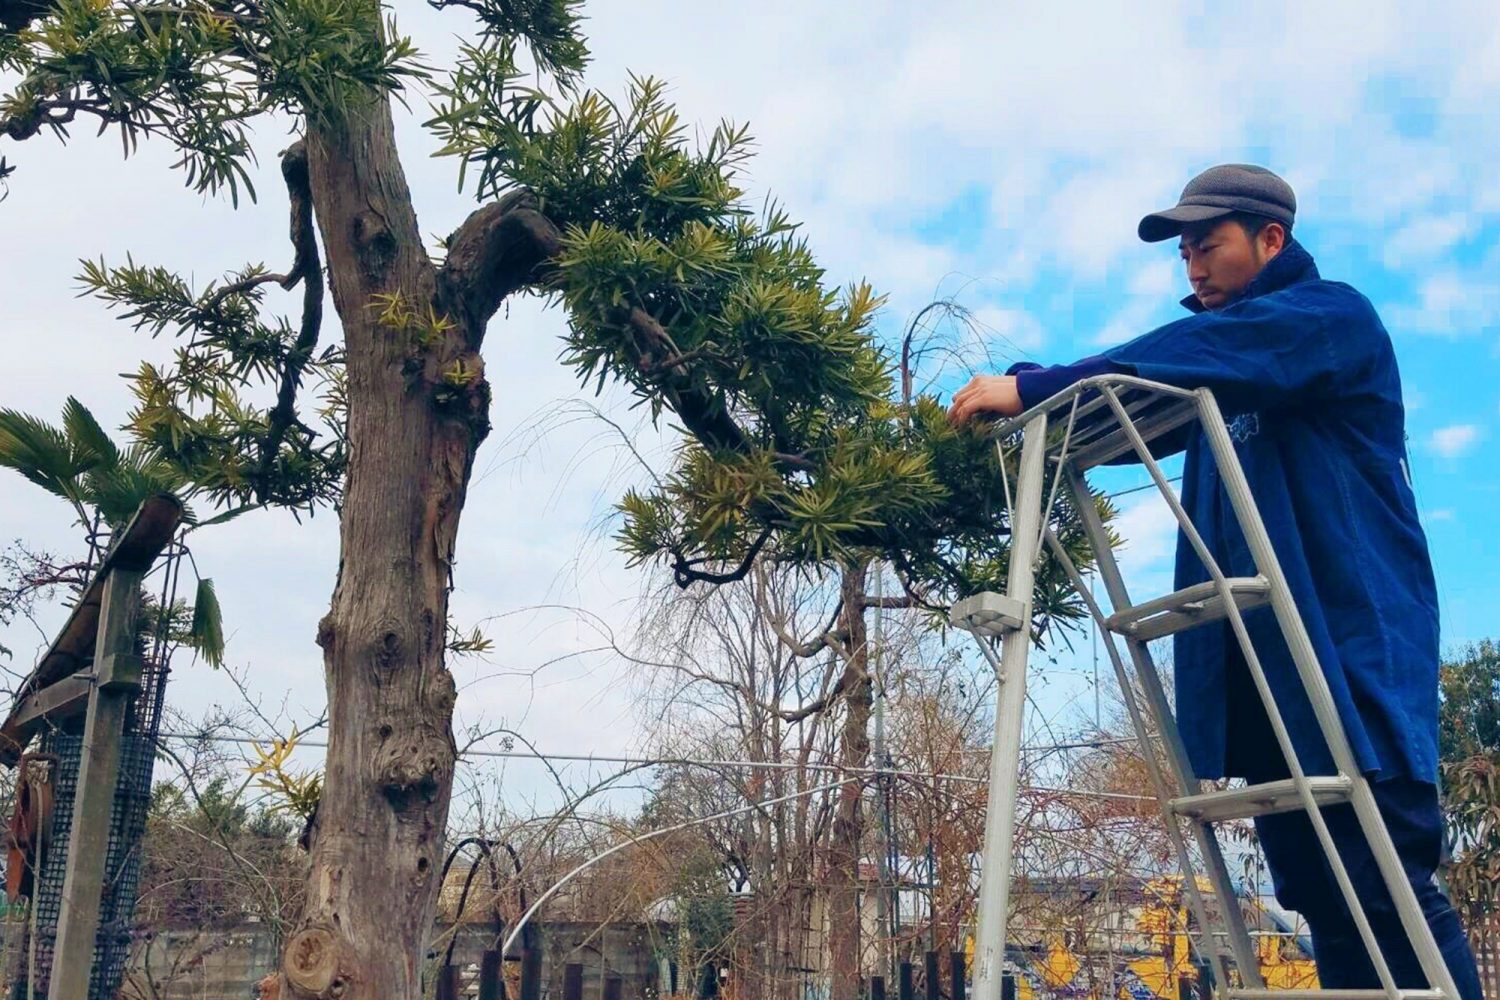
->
[984,375,1202,472]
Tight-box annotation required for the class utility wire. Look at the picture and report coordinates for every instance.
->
[155,730,1157,802]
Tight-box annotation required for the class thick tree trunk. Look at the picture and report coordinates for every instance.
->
[276,80,491,1000]
[828,564,871,1000]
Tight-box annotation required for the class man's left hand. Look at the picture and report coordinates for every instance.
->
[948,375,1023,425]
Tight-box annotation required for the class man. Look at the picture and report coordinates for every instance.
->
[949,164,1482,1000]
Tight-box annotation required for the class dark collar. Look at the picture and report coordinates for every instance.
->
[1179,238,1321,314]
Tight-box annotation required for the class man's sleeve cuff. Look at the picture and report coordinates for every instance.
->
[1014,355,1119,410]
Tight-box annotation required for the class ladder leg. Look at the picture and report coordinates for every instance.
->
[1065,469,1264,995]
[971,412,1049,1000]
[1101,385,1406,997]
[1194,391,1464,1000]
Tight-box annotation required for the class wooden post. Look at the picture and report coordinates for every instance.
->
[436,965,462,1000]
[603,975,622,1000]
[924,951,940,1000]
[47,567,144,1000]
[898,961,914,1000]
[479,948,503,1000]
[949,952,965,1000]
[564,963,585,1000]
[1001,973,1016,1000]
[520,945,542,1000]
[871,975,886,1000]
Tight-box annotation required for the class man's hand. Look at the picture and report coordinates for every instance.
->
[948,375,1023,426]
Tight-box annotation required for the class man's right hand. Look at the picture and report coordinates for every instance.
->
[948,375,1023,426]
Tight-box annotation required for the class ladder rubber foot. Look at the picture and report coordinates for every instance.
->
[1169,776,1354,823]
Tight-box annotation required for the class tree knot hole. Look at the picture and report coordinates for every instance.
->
[282,925,346,997]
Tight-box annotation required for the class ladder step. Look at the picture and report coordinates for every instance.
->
[1170,776,1354,823]
[1230,991,1443,1000]
[1105,576,1271,640]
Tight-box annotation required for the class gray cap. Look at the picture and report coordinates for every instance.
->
[1138,164,1296,242]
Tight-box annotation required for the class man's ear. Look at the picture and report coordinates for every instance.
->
[1261,222,1287,259]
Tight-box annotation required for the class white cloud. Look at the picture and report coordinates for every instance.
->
[1108,493,1182,608]
[1383,213,1474,270]
[969,305,1046,353]
[1393,271,1500,337]
[1425,508,1456,522]
[1090,259,1186,346]
[1429,424,1482,458]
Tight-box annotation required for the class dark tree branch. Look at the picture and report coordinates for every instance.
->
[889,551,944,614]
[670,527,773,588]
[774,668,853,724]
[206,271,290,311]
[250,140,324,502]
[758,581,846,660]
[442,190,808,468]
[0,0,53,34]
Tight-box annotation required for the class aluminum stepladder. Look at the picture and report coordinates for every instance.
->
[950,375,1462,1000]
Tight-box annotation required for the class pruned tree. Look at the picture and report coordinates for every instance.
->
[2,4,1106,996]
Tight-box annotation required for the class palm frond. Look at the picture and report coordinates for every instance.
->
[188,577,225,668]
[0,408,92,508]
[61,396,121,468]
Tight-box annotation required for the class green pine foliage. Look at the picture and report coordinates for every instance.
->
[77,256,346,517]
[0,0,423,203]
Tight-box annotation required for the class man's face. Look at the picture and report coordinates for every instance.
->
[1178,218,1284,310]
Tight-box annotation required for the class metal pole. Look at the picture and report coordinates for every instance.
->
[924,951,940,1000]
[873,565,892,987]
[970,413,1048,1000]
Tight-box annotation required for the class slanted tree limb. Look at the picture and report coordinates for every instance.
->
[440,189,562,334]
[620,305,755,454]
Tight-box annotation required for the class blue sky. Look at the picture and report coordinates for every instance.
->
[3,2,1500,807]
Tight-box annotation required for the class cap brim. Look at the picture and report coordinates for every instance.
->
[1137,204,1234,242]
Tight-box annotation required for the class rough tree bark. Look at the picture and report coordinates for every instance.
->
[277,48,557,1000]
[827,563,872,1000]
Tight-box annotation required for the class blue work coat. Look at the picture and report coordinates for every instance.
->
[1091,240,1438,782]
